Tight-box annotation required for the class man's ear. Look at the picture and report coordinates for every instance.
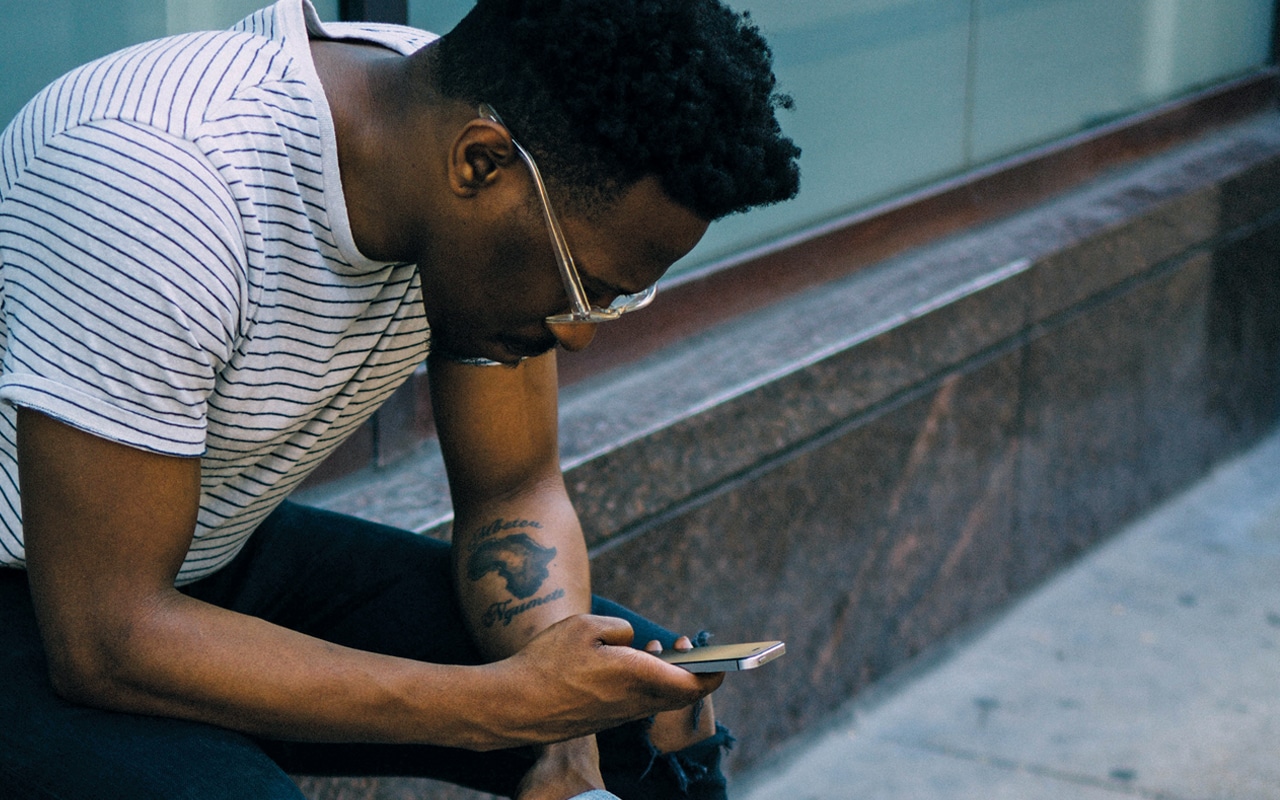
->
[448,119,517,197]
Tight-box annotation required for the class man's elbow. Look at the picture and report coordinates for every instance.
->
[43,636,126,706]
[39,617,157,710]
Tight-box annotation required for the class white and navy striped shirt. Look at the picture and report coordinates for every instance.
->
[0,0,436,583]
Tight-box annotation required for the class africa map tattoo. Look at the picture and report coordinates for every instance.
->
[466,529,557,599]
[467,525,562,627]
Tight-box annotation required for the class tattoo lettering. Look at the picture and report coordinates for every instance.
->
[466,532,557,599]
[476,517,543,541]
[481,588,566,627]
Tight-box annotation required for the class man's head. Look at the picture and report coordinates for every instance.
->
[395,0,800,363]
[427,0,801,223]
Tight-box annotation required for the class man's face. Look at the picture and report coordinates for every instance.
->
[421,176,708,365]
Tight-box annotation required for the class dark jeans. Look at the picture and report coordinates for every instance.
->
[0,501,730,799]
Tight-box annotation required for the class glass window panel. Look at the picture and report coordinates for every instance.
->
[1136,0,1275,102]
[970,0,1153,164]
[690,0,1275,275]
[674,0,973,273]
[164,0,288,34]
[970,0,1275,164]
[0,0,164,132]
[312,0,339,21]
[407,0,471,34]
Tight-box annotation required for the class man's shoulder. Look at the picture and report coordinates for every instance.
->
[1,27,295,185]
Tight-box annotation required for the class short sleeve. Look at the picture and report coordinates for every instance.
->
[0,119,246,456]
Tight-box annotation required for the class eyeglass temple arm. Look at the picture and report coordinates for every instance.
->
[509,141,594,319]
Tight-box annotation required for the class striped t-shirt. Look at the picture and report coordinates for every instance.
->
[0,0,437,583]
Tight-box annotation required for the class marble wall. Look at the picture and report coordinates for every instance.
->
[298,111,1280,797]
[576,112,1280,772]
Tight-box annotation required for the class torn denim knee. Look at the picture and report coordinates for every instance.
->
[594,630,734,799]
[597,720,734,800]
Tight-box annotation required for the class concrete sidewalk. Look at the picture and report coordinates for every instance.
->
[734,429,1280,800]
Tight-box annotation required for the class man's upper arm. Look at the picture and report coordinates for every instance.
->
[0,120,243,458]
[17,407,202,695]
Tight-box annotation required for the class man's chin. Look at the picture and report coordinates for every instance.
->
[496,335,557,362]
[430,336,553,366]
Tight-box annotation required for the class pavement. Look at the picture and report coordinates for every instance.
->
[733,429,1280,800]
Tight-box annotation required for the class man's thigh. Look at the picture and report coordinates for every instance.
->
[183,500,684,662]
[181,499,481,662]
[181,501,689,793]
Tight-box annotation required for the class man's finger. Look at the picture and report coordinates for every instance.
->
[581,614,636,646]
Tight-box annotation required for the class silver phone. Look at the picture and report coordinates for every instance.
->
[658,641,785,672]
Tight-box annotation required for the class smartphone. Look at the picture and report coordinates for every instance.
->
[658,641,785,673]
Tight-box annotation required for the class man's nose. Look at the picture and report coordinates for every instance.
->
[546,320,598,352]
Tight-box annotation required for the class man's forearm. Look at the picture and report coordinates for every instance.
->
[43,585,534,750]
[452,491,593,659]
[451,491,610,799]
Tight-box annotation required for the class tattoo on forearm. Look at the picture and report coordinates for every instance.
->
[482,588,566,627]
[465,519,564,627]
[466,523,556,599]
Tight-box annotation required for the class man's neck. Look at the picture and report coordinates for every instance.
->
[310,39,435,262]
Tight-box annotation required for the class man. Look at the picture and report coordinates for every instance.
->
[0,0,800,797]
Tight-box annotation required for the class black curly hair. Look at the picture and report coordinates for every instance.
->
[427,0,800,221]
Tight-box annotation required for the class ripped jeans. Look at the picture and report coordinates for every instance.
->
[0,501,731,800]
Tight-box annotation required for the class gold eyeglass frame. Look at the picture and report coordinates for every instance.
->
[478,103,658,326]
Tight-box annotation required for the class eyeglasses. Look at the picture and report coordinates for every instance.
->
[479,104,657,327]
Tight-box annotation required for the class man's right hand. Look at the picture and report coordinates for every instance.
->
[482,614,723,750]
